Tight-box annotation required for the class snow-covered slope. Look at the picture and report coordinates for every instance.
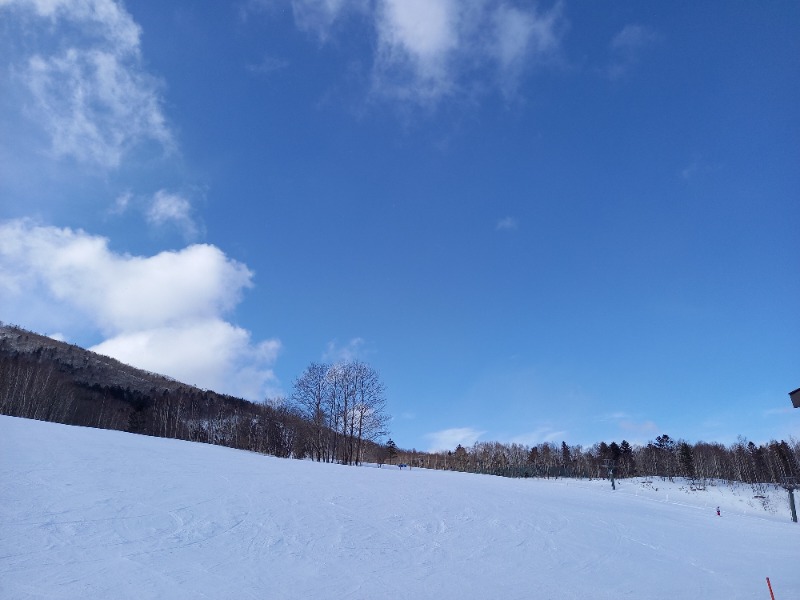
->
[1,416,797,600]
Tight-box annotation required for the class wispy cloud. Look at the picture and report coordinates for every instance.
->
[496,216,518,231]
[0,219,280,400]
[596,411,660,444]
[679,156,720,181]
[246,54,290,75]
[599,411,631,422]
[604,24,660,80]
[289,0,369,41]
[147,190,202,240]
[110,191,133,215]
[680,161,699,181]
[618,419,659,436]
[253,0,567,108]
[508,427,566,446]
[323,337,367,363]
[241,0,369,40]
[426,427,484,452]
[371,0,566,105]
[489,2,564,96]
[2,0,173,169]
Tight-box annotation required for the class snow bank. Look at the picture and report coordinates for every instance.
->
[1,416,797,599]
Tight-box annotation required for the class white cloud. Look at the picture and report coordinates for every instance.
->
[2,0,172,168]
[91,321,282,400]
[0,219,280,400]
[2,0,142,52]
[0,222,250,333]
[147,190,201,240]
[372,0,461,103]
[426,427,484,452]
[267,0,567,107]
[374,0,565,104]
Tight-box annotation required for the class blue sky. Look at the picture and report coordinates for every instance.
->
[1,0,798,452]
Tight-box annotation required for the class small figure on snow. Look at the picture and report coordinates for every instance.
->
[716,506,720,517]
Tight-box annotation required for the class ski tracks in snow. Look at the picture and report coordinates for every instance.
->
[2,418,799,600]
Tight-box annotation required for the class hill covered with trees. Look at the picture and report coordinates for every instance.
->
[0,323,386,462]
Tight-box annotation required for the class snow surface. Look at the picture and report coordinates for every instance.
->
[1,416,798,600]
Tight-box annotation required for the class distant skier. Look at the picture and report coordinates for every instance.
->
[716,506,720,517]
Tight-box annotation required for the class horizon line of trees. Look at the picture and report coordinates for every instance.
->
[388,433,799,487]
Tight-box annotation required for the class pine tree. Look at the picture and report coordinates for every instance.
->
[386,438,398,465]
[619,440,635,477]
[678,441,695,478]
[561,441,571,472]
[608,441,622,461]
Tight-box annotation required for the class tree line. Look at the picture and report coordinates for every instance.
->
[388,433,799,487]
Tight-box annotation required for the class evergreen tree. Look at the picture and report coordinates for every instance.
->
[608,441,622,461]
[561,441,571,474]
[678,441,695,478]
[386,438,398,465]
[619,440,635,476]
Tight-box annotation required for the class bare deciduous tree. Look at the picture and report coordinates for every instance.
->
[291,360,390,465]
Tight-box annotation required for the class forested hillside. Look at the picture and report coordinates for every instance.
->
[0,323,311,458]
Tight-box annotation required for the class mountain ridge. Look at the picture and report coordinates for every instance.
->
[0,322,192,395]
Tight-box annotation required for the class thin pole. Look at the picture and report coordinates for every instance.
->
[767,577,775,600]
